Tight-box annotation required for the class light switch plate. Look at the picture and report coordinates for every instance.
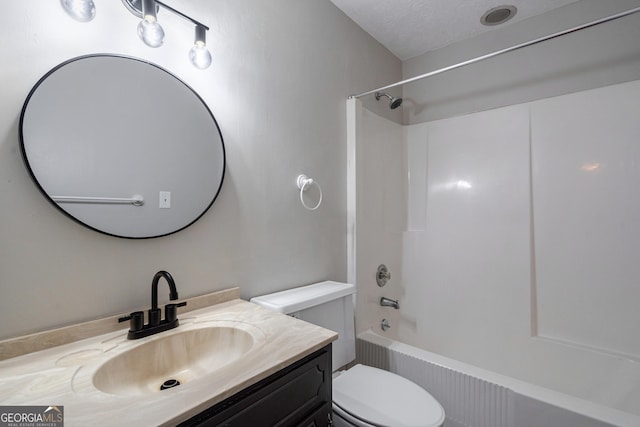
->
[159,191,171,208]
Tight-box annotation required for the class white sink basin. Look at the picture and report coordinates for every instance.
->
[93,325,258,395]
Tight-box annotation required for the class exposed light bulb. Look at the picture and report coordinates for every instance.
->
[138,16,165,48]
[189,41,212,69]
[60,0,96,22]
[189,25,211,69]
[137,0,164,48]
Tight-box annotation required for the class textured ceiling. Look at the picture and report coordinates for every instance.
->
[329,0,582,60]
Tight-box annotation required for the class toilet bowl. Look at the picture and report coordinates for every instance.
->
[251,281,445,427]
[332,364,444,427]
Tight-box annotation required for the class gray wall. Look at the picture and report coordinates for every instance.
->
[402,0,640,124]
[0,0,401,340]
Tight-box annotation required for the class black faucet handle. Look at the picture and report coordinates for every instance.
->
[164,301,187,323]
[118,311,144,331]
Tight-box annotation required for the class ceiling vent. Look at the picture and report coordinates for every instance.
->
[481,5,517,26]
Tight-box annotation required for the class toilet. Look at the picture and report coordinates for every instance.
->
[251,281,445,427]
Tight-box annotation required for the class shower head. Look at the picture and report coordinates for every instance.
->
[375,92,403,109]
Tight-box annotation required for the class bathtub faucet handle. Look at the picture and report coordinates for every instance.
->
[376,264,391,287]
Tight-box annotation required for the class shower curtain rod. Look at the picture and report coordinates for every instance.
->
[349,6,640,99]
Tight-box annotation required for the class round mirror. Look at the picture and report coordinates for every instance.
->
[20,55,225,238]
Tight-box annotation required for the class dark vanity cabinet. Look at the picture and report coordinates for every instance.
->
[179,345,332,427]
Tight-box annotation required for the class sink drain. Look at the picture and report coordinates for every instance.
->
[160,379,181,391]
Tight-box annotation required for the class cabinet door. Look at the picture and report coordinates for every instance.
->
[295,404,333,427]
[180,345,332,427]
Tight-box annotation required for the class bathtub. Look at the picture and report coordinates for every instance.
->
[355,330,640,427]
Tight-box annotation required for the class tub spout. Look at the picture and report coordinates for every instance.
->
[380,297,399,309]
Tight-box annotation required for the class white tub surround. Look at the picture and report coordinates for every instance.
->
[0,290,337,426]
[348,79,640,422]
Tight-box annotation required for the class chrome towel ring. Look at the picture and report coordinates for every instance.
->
[296,174,323,211]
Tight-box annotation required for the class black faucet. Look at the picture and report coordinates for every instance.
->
[119,270,187,339]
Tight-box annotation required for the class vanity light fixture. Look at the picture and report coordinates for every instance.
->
[128,0,212,69]
[60,0,212,69]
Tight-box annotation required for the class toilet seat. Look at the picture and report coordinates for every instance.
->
[332,364,445,427]
[333,402,376,426]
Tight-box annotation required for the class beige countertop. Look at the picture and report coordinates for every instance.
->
[0,294,337,426]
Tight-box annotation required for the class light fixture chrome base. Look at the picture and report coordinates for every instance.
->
[121,0,155,18]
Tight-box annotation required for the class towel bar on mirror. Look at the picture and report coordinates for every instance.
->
[51,195,144,206]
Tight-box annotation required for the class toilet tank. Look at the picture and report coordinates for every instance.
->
[250,281,356,371]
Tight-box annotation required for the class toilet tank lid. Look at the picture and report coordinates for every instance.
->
[250,281,355,314]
